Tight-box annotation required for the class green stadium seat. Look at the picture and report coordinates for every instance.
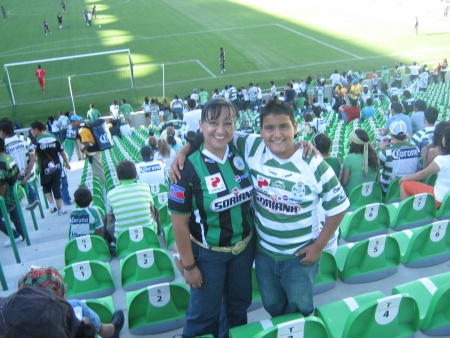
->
[158,204,172,229]
[383,177,401,204]
[150,183,168,195]
[163,224,175,250]
[316,291,385,338]
[317,292,419,338]
[347,182,383,212]
[339,203,390,242]
[153,192,168,208]
[335,235,400,283]
[392,272,450,336]
[249,265,262,311]
[389,220,450,268]
[62,260,115,299]
[314,250,338,294]
[64,235,111,266]
[116,225,161,259]
[436,191,450,220]
[387,193,436,231]
[120,248,175,291]
[229,313,304,337]
[84,295,115,323]
[127,282,190,334]
[424,173,437,187]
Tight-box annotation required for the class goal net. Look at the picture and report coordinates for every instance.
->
[4,49,135,109]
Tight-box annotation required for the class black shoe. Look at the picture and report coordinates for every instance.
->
[111,310,124,338]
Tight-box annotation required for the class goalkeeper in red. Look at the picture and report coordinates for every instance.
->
[35,65,46,94]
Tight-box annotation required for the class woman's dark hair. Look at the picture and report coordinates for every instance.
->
[312,105,321,117]
[75,320,96,338]
[48,116,55,123]
[433,121,450,149]
[349,129,379,172]
[201,98,235,123]
[442,127,450,155]
[313,133,331,156]
[166,126,176,147]
[144,96,149,104]
[305,75,312,85]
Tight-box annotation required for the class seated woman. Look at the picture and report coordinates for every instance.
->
[400,126,450,208]
[341,129,379,194]
[421,120,450,169]
[155,138,176,168]
[313,133,341,178]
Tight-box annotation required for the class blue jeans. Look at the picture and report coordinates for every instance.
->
[68,300,101,333]
[183,235,255,338]
[26,182,38,203]
[61,175,71,205]
[255,249,320,318]
[0,205,24,239]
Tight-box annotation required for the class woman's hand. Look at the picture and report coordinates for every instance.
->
[169,152,186,184]
[296,141,321,158]
[184,266,203,289]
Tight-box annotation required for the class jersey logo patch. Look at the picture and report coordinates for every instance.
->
[210,186,253,212]
[255,192,301,215]
[233,156,245,171]
[169,185,185,203]
[257,175,269,189]
[205,173,226,194]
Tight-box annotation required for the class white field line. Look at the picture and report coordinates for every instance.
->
[275,23,363,59]
[196,60,216,78]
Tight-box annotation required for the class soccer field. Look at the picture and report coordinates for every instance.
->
[1,0,450,124]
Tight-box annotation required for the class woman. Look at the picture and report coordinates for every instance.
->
[305,75,314,101]
[155,138,176,168]
[168,99,255,338]
[400,126,450,208]
[422,121,450,169]
[314,133,341,178]
[161,97,171,122]
[165,126,182,153]
[142,96,151,126]
[341,129,379,194]
[440,58,448,83]
[47,115,60,141]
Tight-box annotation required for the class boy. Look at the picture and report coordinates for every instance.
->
[69,186,103,239]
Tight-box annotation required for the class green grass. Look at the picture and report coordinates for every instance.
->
[1,0,450,125]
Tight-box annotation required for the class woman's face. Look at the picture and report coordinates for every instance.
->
[200,107,234,158]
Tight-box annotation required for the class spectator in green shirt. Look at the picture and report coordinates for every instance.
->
[87,104,101,123]
[120,99,133,125]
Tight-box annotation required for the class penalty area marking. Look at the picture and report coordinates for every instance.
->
[275,23,362,60]
[134,59,216,79]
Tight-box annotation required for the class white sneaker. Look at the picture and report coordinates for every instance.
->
[25,200,40,211]
[57,209,67,216]
[3,235,24,247]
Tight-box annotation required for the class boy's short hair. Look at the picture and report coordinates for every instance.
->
[260,100,295,127]
[74,186,93,208]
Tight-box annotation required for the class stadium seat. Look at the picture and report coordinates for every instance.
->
[230,315,328,338]
[64,235,111,266]
[316,292,419,338]
[339,203,390,242]
[335,234,400,283]
[249,265,263,311]
[387,193,436,230]
[347,182,383,212]
[120,248,175,291]
[150,183,169,195]
[383,177,401,204]
[392,272,450,336]
[84,295,115,323]
[314,250,338,294]
[158,204,172,229]
[153,192,168,208]
[425,173,437,187]
[62,260,115,299]
[116,225,161,259]
[389,220,450,268]
[436,191,450,220]
[163,224,175,250]
[127,282,190,334]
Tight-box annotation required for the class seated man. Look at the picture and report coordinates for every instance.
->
[135,146,166,186]
[106,160,157,240]
[410,106,438,151]
[379,120,420,192]
[17,265,124,338]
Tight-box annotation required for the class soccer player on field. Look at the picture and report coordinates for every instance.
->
[35,65,46,93]
[57,13,63,28]
[61,1,66,13]
[92,5,97,18]
[2,6,6,21]
[43,19,51,35]
[219,47,225,74]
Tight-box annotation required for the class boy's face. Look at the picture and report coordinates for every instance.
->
[260,113,297,159]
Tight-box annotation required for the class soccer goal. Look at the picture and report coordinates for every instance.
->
[4,49,135,109]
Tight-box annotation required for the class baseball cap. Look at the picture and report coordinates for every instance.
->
[0,287,80,338]
[17,265,67,298]
[352,78,359,84]
[70,114,83,121]
[389,120,407,136]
